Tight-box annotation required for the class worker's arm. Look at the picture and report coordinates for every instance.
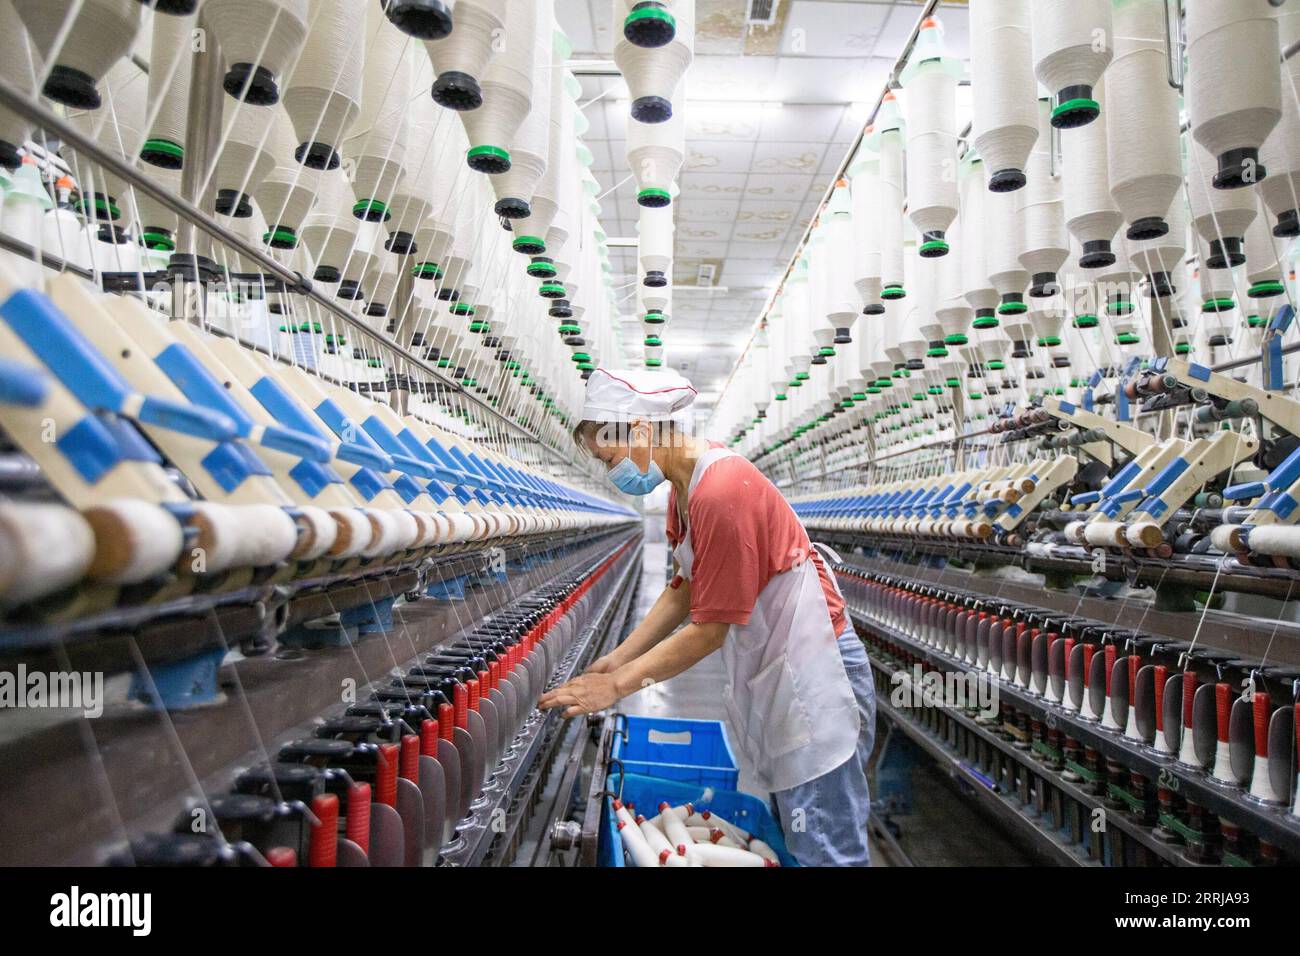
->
[585,577,692,674]
[539,621,729,718]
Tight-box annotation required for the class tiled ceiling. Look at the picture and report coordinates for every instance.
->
[557,0,971,410]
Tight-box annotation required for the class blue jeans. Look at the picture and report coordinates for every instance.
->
[771,625,877,866]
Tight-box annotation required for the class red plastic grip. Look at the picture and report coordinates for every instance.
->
[400,734,420,782]
[1129,654,1139,702]
[1082,644,1095,688]
[421,719,439,757]
[266,847,297,867]
[467,677,480,712]
[1104,644,1116,694]
[1183,670,1197,726]
[453,683,468,729]
[1153,665,1167,731]
[439,701,454,740]
[1215,683,1231,742]
[347,782,371,855]
[1253,691,1270,758]
[308,794,339,868]
[376,742,399,808]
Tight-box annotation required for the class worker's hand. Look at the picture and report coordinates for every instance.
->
[538,672,622,718]
[585,652,620,675]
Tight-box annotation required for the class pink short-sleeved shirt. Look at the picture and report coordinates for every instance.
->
[666,449,846,634]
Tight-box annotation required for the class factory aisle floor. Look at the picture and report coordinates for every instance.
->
[618,540,891,864]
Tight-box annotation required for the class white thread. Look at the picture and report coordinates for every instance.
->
[202,0,308,102]
[1062,77,1122,260]
[958,153,999,314]
[969,0,1038,184]
[1105,0,1182,232]
[626,89,685,199]
[1188,134,1258,262]
[902,44,959,243]
[636,203,672,279]
[612,0,693,120]
[425,0,506,93]
[1017,98,1069,285]
[283,0,363,166]
[985,165,1028,299]
[1245,191,1284,292]
[936,215,971,341]
[252,105,320,239]
[343,5,410,211]
[1030,0,1112,111]
[11,0,140,109]
[143,5,193,162]
[301,168,361,276]
[874,113,906,292]
[847,143,883,308]
[491,10,558,211]
[1260,7,1300,232]
[459,0,536,161]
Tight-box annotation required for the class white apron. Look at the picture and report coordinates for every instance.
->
[672,447,860,792]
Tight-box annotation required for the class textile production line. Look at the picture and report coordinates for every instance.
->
[707,0,1300,867]
[0,0,662,868]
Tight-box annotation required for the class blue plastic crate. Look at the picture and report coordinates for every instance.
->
[611,715,739,791]
[598,771,799,867]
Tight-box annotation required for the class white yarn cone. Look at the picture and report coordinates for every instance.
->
[362,254,404,321]
[1029,0,1112,130]
[459,0,536,175]
[0,0,41,170]
[426,0,507,111]
[986,166,1030,321]
[252,106,320,250]
[386,54,441,254]
[283,0,363,170]
[492,13,559,218]
[1188,134,1258,270]
[134,164,182,254]
[65,59,146,239]
[11,0,140,110]
[969,0,1037,192]
[1062,77,1122,269]
[1244,191,1287,302]
[203,0,308,105]
[1186,0,1281,190]
[613,0,693,124]
[636,203,673,288]
[901,16,961,256]
[870,94,907,300]
[936,216,972,345]
[1195,238,1236,346]
[627,85,685,208]
[1259,6,1300,238]
[847,141,884,315]
[213,98,277,218]
[958,151,1000,329]
[510,61,566,255]
[783,262,814,381]
[1106,0,1183,241]
[1095,235,1142,344]
[141,5,195,169]
[1129,193,1188,297]
[1017,97,1069,301]
[300,169,360,284]
[823,183,860,344]
[344,6,410,222]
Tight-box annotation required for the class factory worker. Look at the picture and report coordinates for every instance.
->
[539,368,876,866]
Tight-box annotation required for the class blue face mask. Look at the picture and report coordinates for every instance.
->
[607,451,665,495]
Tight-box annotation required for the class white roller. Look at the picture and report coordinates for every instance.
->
[969,0,1038,192]
[0,502,95,606]
[1030,0,1112,130]
[1259,6,1300,238]
[426,0,507,111]
[11,0,139,111]
[1017,97,1069,299]
[1106,0,1183,241]
[283,0,363,171]
[612,0,694,124]
[344,6,410,222]
[492,11,558,219]
[1186,0,1281,191]
[1062,77,1123,269]
[203,0,308,106]
[902,17,961,257]
[871,94,907,300]
[140,5,195,170]
[459,0,536,176]
[1188,134,1258,270]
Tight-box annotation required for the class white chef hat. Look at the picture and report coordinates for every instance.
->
[580,367,698,423]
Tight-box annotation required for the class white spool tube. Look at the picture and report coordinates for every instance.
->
[985,174,1030,321]
[690,843,774,867]
[874,112,907,298]
[636,204,673,286]
[626,99,685,209]
[658,801,697,859]
[1029,0,1112,130]
[1017,98,1069,298]
[823,189,859,341]
[344,6,411,226]
[1061,77,1122,269]
[202,0,308,106]
[969,0,1038,192]
[640,816,687,867]
[0,502,95,606]
[612,0,694,124]
[492,15,559,218]
[283,0,364,171]
[958,154,1000,328]
[10,0,140,111]
[426,0,507,111]
[141,5,194,170]
[459,0,537,175]
[613,801,659,867]
[1187,135,1258,270]
[848,144,884,313]
[902,22,960,255]
[1105,0,1183,241]
[1186,0,1281,191]
[1259,7,1300,238]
